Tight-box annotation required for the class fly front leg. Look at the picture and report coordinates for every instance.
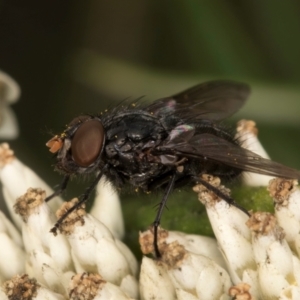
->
[50,166,108,235]
[45,174,70,202]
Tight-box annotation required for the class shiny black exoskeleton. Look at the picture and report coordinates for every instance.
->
[46,80,300,256]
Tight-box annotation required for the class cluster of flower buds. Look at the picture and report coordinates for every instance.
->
[0,119,299,300]
[0,143,137,299]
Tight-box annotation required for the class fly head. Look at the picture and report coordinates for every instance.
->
[46,115,106,175]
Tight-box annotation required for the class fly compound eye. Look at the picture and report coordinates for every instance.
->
[71,119,105,167]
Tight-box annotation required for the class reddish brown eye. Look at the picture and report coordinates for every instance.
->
[71,120,105,167]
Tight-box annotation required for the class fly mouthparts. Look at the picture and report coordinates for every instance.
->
[46,136,63,153]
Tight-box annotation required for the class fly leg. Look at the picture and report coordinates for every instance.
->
[50,166,107,235]
[152,173,177,258]
[194,176,250,216]
[45,175,70,202]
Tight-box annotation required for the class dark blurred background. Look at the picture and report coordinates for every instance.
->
[0,0,300,195]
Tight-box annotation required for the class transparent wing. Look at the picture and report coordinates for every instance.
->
[161,132,300,179]
[146,80,250,121]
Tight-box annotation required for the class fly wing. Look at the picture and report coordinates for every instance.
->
[161,132,300,179]
[146,80,250,121]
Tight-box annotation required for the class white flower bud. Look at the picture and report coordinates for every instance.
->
[0,106,18,139]
[0,70,20,104]
[93,282,135,300]
[139,228,231,300]
[0,233,25,280]
[193,176,255,283]
[167,250,231,300]
[163,231,227,270]
[69,273,133,300]
[0,289,8,300]
[279,286,300,300]
[26,249,68,296]
[259,263,289,298]
[247,212,297,298]
[90,176,124,239]
[0,211,25,279]
[119,274,139,299]
[0,70,20,139]
[175,288,199,300]
[240,269,260,299]
[12,188,74,296]
[235,120,273,186]
[0,210,22,246]
[32,287,66,300]
[56,199,137,286]
[115,239,139,277]
[14,188,72,273]
[228,282,253,300]
[139,256,175,300]
[95,237,133,285]
[1,274,65,300]
[268,178,300,257]
[291,255,300,287]
[0,143,62,228]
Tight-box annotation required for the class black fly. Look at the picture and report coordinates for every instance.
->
[46,80,300,257]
